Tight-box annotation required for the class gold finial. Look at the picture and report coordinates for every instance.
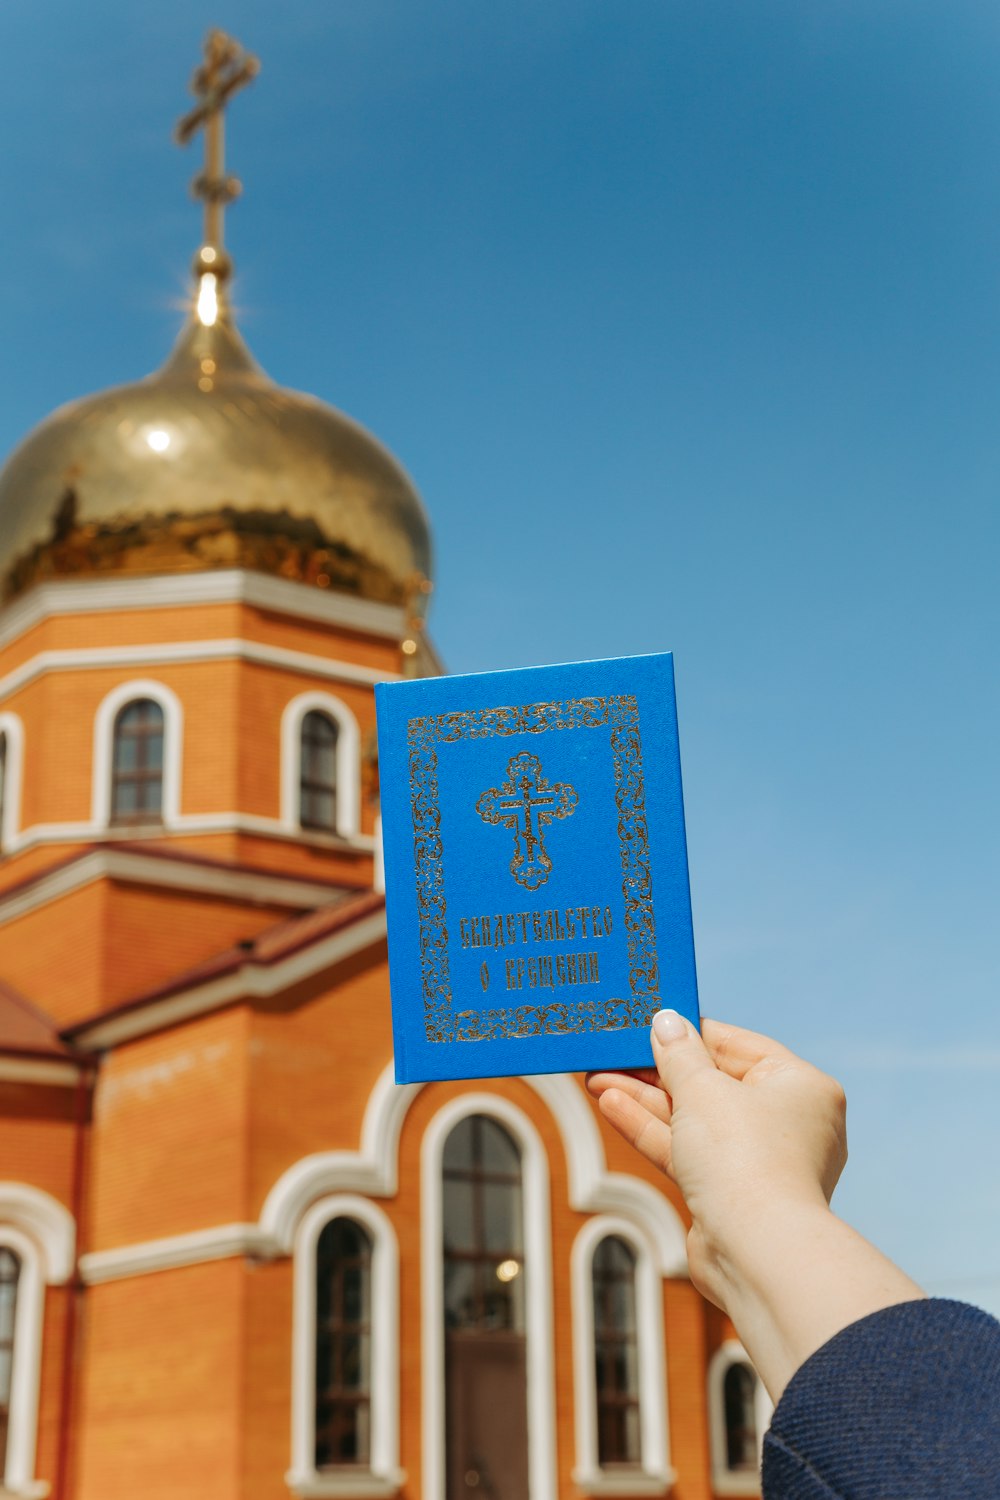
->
[174,30,260,311]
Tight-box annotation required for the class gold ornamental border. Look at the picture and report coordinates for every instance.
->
[406,694,660,1044]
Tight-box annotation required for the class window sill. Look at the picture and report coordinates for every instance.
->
[572,1466,677,1496]
[0,1482,51,1499]
[285,1467,406,1499]
[710,1474,760,1497]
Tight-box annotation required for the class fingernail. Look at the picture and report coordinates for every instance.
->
[652,1009,686,1044]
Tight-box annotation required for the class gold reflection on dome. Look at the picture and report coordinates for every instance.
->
[0,30,432,612]
[0,309,432,610]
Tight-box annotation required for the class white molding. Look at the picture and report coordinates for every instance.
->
[0,1226,49,1498]
[79,1222,275,1285]
[571,1216,673,1495]
[91,679,183,828]
[68,1066,687,1321]
[0,1185,75,1286]
[260,1069,687,1270]
[0,638,400,705]
[260,1066,419,1248]
[287,1195,404,1499]
[372,815,385,895]
[69,907,388,1051]
[707,1341,770,1496]
[280,692,361,839]
[0,571,408,650]
[0,847,347,930]
[420,1093,558,1500]
[0,811,375,860]
[524,1075,688,1276]
[0,711,25,848]
[285,1478,402,1499]
[0,1059,82,1088]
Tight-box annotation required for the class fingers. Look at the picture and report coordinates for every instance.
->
[595,1087,675,1179]
[586,1069,673,1126]
[700,1018,799,1081]
[651,1009,715,1097]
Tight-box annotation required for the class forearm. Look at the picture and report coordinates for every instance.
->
[716,1201,927,1402]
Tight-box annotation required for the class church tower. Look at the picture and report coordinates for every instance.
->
[0,34,764,1500]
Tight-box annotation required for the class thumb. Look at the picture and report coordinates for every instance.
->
[650,1010,715,1099]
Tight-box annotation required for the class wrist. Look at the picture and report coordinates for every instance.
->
[710,1201,926,1403]
[713,1196,836,1318]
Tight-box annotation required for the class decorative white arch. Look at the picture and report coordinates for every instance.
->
[571,1215,673,1496]
[279,691,361,839]
[258,1072,421,1249]
[259,1065,688,1277]
[0,1184,75,1286]
[420,1092,557,1500]
[256,1070,686,1500]
[0,711,25,850]
[0,1184,76,1499]
[91,679,184,827]
[707,1340,771,1496]
[286,1194,404,1500]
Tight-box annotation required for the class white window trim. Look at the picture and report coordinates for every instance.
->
[0,1184,76,1500]
[571,1216,674,1497]
[707,1340,772,1496]
[420,1093,557,1500]
[0,712,25,849]
[259,1067,687,1272]
[286,1194,404,1500]
[91,679,183,828]
[280,691,360,840]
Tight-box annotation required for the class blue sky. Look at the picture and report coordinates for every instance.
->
[1,1,998,1313]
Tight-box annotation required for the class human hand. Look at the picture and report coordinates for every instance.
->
[586,1012,849,1316]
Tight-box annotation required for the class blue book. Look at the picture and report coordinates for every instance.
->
[375,653,699,1082]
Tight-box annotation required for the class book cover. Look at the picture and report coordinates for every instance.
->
[375,652,699,1082]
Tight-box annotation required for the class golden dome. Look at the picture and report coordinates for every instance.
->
[0,304,433,611]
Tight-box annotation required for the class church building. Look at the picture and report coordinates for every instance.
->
[0,33,767,1500]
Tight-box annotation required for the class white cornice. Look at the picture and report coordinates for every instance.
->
[1,812,375,859]
[0,1058,83,1088]
[79,1222,276,1285]
[69,906,387,1050]
[0,571,409,650]
[0,637,400,702]
[0,847,347,930]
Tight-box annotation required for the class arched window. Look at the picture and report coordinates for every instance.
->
[724,1362,759,1473]
[289,1194,402,1497]
[571,1216,672,1489]
[0,1248,19,1474]
[299,711,339,833]
[315,1217,372,1470]
[708,1341,766,1494]
[111,698,164,824]
[592,1235,640,1467]
[442,1114,528,1499]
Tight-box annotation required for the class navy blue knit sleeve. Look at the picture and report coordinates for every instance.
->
[761,1299,1000,1499]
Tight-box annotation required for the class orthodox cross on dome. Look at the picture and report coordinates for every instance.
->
[174,30,260,276]
[476,752,578,891]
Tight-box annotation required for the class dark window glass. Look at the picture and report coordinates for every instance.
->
[724,1362,758,1471]
[0,733,6,852]
[593,1235,641,1467]
[315,1218,372,1469]
[299,711,339,832]
[0,1248,19,1473]
[111,699,164,824]
[442,1116,524,1332]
